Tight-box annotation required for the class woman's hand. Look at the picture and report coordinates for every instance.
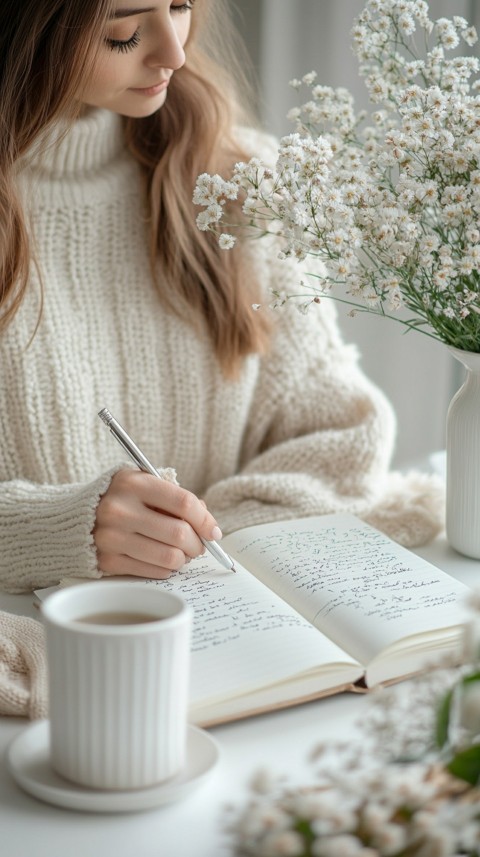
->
[94,469,222,579]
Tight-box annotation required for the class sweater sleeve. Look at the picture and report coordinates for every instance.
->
[0,467,122,593]
[204,288,445,548]
[0,463,180,594]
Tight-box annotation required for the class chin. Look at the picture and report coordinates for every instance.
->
[114,91,168,119]
[120,106,164,119]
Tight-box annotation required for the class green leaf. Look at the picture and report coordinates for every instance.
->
[436,672,480,750]
[461,671,480,686]
[294,818,315,855]
[436,688,453,749]
[447,745,480,786]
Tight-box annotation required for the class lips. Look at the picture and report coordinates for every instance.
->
[130,79,169,96]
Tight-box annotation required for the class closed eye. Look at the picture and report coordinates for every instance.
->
[171,2,195,12]
[105,29,141,52]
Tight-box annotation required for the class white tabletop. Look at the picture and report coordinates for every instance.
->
[1,534,479,857]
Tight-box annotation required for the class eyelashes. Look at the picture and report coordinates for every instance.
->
[106,30,141,54]
[105,2,195,54]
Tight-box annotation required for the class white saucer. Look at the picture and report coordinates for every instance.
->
[7,720,219,813]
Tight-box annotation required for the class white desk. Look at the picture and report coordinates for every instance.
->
[1,535,478,857]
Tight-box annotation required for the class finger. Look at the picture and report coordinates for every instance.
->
[139,477,219,538]
[129,508,205,558]
[95,528,189,569]
[98,552,176,580]
[96,479,201,555]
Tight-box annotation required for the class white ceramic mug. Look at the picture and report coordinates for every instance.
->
[42,581,192,791]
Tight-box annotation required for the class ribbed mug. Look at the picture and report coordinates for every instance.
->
[42,581,192,790]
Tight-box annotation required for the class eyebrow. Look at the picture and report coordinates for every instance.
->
[111,6,156,18]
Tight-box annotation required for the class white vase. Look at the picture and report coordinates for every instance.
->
[446,347,480,559]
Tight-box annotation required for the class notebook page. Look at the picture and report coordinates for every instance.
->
[223,513,471,667]
[143,553,361,707]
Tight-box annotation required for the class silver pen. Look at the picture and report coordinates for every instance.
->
[98,408,236,572]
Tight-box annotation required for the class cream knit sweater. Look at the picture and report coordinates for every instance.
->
[1,109,444,593]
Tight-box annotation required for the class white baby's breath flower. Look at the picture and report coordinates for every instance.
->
[237,804,292,841]
[257,829,305,857]
[435,18,460,49]
[312,834,369,857]
[398,13,415,35]
[286,107,301,124]
[302,71,317,86]
[370,822,409,856]
[462,26,478,47]
[289,78,302,90]
[218,233,236,250]
[352,24,369,45]
[195,207,221,230]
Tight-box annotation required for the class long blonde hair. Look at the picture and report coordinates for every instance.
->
[0,0,270,374]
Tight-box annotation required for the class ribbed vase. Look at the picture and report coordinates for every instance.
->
[446,347,480,560]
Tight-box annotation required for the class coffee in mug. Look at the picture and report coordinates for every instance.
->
[74,611,160,625]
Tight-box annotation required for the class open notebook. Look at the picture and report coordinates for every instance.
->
[35,513,471,726]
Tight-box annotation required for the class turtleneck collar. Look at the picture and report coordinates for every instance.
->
[23,109,126,178]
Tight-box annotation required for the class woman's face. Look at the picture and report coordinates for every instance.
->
[79,0,193,117]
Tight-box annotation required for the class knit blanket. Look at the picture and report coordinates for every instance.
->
[0,611,47,718]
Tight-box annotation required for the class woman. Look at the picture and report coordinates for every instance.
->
[0,0,443,593]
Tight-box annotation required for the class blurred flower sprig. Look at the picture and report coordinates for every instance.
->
[226,593,480,857]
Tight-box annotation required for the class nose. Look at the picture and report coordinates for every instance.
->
[145,18,186,71]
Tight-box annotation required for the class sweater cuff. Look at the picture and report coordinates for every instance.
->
[0,465,125,593]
